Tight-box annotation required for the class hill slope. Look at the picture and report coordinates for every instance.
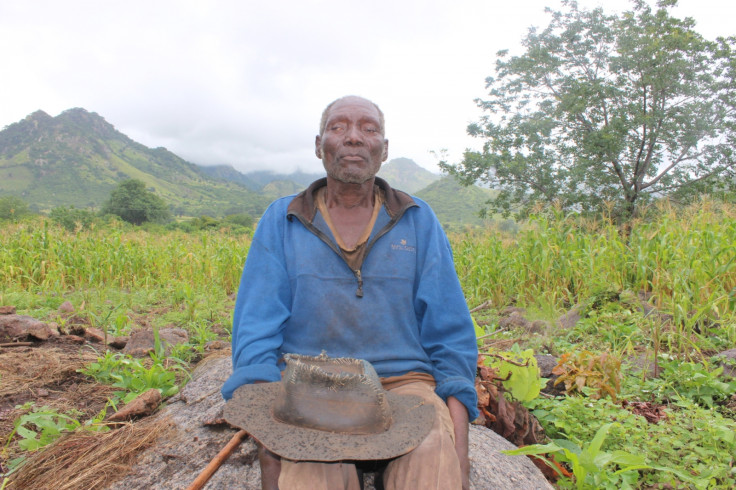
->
[0,109,269,216]
[415,176,496,229]
[377,157,440,194]
[197,157,439,196]
[196,164,260,191]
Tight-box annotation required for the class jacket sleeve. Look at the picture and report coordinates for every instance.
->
[221,202,291,400]
[413,203,479,420]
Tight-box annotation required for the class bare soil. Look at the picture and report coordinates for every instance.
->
[0,336,119,473]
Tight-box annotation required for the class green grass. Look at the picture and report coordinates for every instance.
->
[459,198,736,488]
[1,198,735,488]
[453,200,736,350]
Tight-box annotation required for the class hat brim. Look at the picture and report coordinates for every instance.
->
[224,382,435,462]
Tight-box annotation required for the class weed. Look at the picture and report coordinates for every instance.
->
[552,350,622,401]
[505,423,649,489]
[526,392,736,487]
[633,356,736,408]
[5,403,82,452]
[3,204,734,487]
[480,345,542,402]
[187,319,218,353]
[80,351,185,404]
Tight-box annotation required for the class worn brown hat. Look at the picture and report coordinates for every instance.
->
[223,353,435,462]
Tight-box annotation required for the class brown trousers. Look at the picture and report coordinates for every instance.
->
[278,381,462,490]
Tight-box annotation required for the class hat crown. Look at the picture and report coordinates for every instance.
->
[272,354,392,435]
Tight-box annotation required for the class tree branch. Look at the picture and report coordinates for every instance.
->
[650,159,736,193]
[641,146,700,190]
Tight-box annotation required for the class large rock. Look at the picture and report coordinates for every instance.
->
[0,314,58,341]
[123,327,189,357]
[111,354,552,489]
[108,353,261,490]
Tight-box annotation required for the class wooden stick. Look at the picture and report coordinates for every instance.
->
[186,430,248,490]
[469,300,492,313]
[0,342,33,348]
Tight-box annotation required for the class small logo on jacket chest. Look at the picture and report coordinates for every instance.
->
[391,239,416,253]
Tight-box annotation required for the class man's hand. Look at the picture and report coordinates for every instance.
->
[447,396,470,490]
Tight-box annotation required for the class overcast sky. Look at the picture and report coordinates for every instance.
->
[2,0,734,175]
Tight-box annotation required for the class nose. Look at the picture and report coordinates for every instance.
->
[344,125,363,145]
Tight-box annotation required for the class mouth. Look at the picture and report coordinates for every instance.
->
[340,155,365,162]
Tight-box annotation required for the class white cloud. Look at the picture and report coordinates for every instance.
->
[1,0,734,174]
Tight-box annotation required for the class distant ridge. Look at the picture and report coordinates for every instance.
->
[196,164,260,190]
[245,169,325,189]
[416,176,496,229]
[0,108,269,216]
[0,109,494,226]
[377,157,440,194]
[197,157,440,196]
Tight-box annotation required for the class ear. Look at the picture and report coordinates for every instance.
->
[382,139,389,162]
[315,135,322,159]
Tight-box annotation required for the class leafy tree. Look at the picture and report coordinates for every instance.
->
[223,212,254,229]
[101,179,171,225]
[50,206,97,231]
[0,195,31,221]
[442,0,736,221]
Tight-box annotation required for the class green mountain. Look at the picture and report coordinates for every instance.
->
[377,157,440,194]
[245,169,325,189]
[415,176,497,229]
[197,158,437,197]
[196,164,260,190]
[0,109,495,227]
[0,109,269,216]
[261,179,304,198]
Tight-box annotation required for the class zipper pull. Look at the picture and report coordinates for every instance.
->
[354,269,364,298]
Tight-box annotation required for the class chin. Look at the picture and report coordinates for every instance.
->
[328,171,375,185]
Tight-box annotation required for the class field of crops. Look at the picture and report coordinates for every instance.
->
[1,199,735,488]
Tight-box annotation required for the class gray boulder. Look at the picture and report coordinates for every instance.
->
[110,354,552,489]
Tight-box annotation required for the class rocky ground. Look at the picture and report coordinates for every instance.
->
[1,304,554,489]
[3,298,734,489]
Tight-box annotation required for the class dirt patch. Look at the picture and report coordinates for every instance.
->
[7,416,173,490]
[0,337,118,473]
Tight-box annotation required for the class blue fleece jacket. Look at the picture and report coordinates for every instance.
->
[222,178,479,420]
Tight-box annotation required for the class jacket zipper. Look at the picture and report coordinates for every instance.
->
[354,269,363,298]
[289,202,417,298]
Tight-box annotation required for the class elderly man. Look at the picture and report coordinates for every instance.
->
[222,95,478,489]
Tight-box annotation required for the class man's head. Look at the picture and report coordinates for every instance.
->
[319,96,385,137]
[316,95,389,185]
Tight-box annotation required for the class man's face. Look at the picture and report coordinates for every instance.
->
[316,97,388,184]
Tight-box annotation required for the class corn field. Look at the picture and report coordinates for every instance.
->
[2,200,735,488]
[1,200,734,328]
[0,221,250,297]
[452,200,736,324]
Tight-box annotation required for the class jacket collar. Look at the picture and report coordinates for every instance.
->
[287,177,416,223]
